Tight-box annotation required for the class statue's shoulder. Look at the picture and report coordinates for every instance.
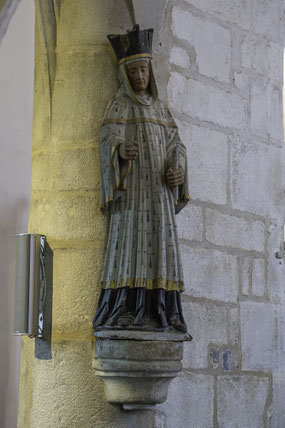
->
[103,95,129,120]
[155,98,176,122]
[155,97,169,110]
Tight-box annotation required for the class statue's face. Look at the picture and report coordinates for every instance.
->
[126,60,150,95]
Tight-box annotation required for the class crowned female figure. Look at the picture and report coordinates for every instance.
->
[93,25,190,332]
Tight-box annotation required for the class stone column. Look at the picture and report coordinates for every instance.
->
[16,2,148,427]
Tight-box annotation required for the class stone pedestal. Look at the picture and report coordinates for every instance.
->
[94,330,191,410]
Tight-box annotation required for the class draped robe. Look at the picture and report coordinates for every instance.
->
[93,61,190,331]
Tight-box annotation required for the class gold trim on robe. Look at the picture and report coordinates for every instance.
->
[102,117,177,128]
[101,277,185,292]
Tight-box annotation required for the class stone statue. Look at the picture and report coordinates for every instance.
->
[93,25,190,333]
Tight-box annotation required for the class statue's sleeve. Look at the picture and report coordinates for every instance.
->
[99,99,131,215]
[164,106,190,214]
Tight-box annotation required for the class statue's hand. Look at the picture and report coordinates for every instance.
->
[119,142,139,160]
[166,167,184,187]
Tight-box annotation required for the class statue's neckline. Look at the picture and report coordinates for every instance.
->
[135,93,153,105]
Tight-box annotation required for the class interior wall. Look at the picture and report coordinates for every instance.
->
[2,1,285,427]
[0,1,34,427]
[156,1,285,427]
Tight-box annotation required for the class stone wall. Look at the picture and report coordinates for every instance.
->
[153,1,285,427]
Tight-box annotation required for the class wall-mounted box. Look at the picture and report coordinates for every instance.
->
[14,233,45,338]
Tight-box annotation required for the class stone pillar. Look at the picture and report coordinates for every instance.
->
[16,1,151,427]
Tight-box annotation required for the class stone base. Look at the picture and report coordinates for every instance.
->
[122,404,156,411]
[93,330,191,410]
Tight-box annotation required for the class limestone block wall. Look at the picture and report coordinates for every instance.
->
[154,1,285,427]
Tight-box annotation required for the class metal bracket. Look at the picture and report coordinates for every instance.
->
[14,233,47,338]
[37,236,46,338]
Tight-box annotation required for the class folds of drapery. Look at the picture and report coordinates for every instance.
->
[95,87,190,332]
[93,287,187,332]
[99,96,190,216]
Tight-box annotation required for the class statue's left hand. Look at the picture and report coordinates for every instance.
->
[119,141,139,160]
[166,167,184,187]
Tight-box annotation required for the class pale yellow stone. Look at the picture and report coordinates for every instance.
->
[19,341,137,428]
[17,338,34,428]
[31,153,53,192]
[52,50,118,142]
[52,248,104,333]
[29,195,108,242]
[55,148,100,191]
[17,1,131,426]
[57,0,132,47]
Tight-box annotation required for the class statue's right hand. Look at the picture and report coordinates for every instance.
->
[119,142,139,160]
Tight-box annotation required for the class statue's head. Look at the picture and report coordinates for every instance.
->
[107,25,157,104]
[126,60,150,95]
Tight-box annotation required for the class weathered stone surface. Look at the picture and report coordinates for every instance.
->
[252,0,280,41]
[55,148,100,191]
[280,0,285,43]
[206,209,265,252]
[275,306,285,371]
[241,302,276,370]
[52,248,104,332]
[241,36,283,83]
[231,135,284,217]
[241,257,251,295]
[267,222,285,303]
[57,0,133,47]
[267,85,284,144]
[183,0,251,30]
[250,77,268,138]
[52,51,118,142]
[233,70,249,91]
[271,375,285,428]
[168,73,247,129]
[217,375,269,428]
[94,337,184,409]
[31,153,52,192]
[27,340,137,428]
[250,78,283,142]
[172,7,231,83]
[154,411,166,428]
[252,258,266,296]
[158,373,214,428]
[169,45,190,69]
[29,196,108,241]
[228,307,239,346]
[177,122,228,204]
[181,245,239,303]
[177,203,203,242]
[182,301,228,368]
